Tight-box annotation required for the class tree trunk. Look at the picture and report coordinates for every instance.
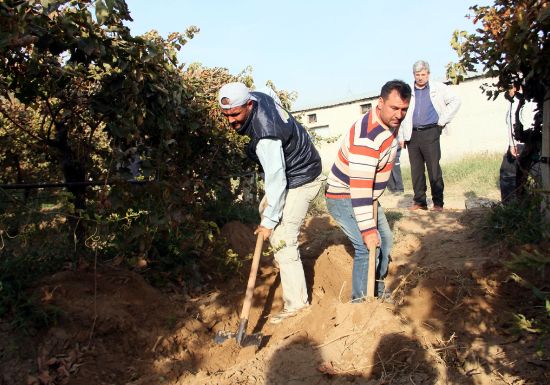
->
[55,124,87,257]
[542,88,550,219]
[63,158,87,252]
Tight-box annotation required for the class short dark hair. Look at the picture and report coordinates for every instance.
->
[380,80,412,101]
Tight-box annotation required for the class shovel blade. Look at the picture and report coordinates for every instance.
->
[214,330,263,347]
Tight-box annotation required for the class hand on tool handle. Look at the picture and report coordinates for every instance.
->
[362,231,380,251]
[254,225,272,241]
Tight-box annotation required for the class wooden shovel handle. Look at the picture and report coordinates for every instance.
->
[239,232,264,320]
[366,200,378,298]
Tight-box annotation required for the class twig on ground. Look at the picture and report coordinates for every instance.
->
[387,348,415,361]
[283,329,307,341]
[377,351,387,378]
[338,282,346,304]
[151,336,163,352]
[392,266,432,300]
[492,368,514,385]
[465,368,481,376]
[434,287,455,305]
[449,300,465,313]
[432,345,457,352]
[391,270,415,296]
[422,321,435,330]
[315,329,365,349]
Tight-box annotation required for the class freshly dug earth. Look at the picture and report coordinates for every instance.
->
[1,206,549,385]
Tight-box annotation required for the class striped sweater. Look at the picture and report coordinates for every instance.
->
[326,111,398,235]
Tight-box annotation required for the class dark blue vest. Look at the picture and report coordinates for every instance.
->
[238,92,322,189]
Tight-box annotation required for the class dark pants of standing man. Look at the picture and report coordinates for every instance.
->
[499,144,526,204]
[407,125,444,207]
[387,147,404,193]
[499,151,517,204]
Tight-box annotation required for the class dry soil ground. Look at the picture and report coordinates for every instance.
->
[1,191,549,385]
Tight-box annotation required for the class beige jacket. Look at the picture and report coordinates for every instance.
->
[399,81,461,142]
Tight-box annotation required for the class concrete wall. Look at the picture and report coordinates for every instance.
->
[294,76,508,170]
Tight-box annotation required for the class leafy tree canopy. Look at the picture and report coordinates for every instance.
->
[447,0,549,103]
[0,0,259,270]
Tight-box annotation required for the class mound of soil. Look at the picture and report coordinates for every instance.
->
[1,208,549,385]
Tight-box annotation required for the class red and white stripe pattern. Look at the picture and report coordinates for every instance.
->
[326,111,398,235]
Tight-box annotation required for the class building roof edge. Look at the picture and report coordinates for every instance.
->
[292,73,488,113]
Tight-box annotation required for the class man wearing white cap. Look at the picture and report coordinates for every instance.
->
[218,82,324,324]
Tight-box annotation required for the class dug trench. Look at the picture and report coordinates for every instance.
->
[2,208,548,385]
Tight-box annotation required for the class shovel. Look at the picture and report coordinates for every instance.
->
[215,232,264,347]
[366,200,379,298]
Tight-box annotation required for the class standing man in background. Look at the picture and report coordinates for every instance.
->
[218,82,325,324]
[325,80,411,302]
[399,60,461,211]
[499,82,537,203]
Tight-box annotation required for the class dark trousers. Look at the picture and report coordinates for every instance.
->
[499,144,524,204]
[407,126,444,207]
[499,152,517,203]
[387,147,404,192]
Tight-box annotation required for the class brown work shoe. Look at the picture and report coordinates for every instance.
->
[431,205,444,212]
[409,204,428,211]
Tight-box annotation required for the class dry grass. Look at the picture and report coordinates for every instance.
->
[401,152,502,199]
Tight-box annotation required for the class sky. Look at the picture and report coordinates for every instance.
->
[124,0,489,110]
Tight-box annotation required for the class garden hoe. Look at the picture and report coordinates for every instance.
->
[215,232,264,347]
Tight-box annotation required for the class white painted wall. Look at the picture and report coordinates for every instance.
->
[294,76,509,170]
[439,77,508,164]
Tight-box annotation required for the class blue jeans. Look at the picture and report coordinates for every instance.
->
[326,197,392,302]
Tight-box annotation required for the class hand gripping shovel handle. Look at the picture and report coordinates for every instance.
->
[366,200,378,298]
[235,232,264,345]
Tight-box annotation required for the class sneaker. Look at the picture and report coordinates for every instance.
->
[269,305,310,324]
[431,205,444,212]
[408,204,428,211]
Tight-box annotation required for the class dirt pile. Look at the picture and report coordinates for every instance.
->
[1,209,548,385]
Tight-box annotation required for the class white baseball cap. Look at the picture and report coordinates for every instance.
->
[218,82,251,109]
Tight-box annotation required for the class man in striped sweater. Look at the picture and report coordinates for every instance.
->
[325,80,411,302]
